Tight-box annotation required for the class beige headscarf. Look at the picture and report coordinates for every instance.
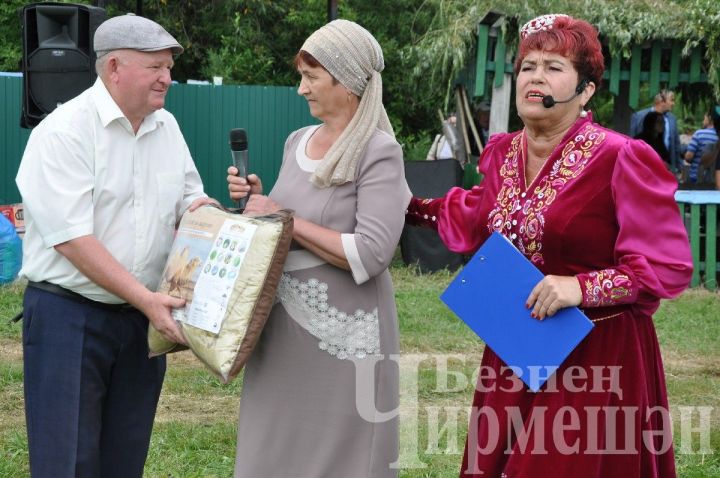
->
[300,19,394,188]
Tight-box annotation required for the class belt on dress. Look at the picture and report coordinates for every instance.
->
[26,281,139,314]
[581,305,630,323]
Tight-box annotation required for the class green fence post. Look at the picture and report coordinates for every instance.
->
[609,52,621,96]
[474,24,490,98]
[669,43,681,89]
[649,42,662,96]
[690,48,702,84]
[705,204,717,290]
[690,204,701,287]
[629,45,642,110]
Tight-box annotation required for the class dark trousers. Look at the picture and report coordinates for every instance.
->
[22,286,166,478]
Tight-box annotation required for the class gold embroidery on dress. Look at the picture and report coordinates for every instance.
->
[488,124,606,265]
[583,269,632,307]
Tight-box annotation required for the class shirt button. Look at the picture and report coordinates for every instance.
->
[511,233,517,239]
[521,192,527,198]
[512,220,517,225]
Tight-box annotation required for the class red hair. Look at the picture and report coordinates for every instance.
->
[294,50,322,69]
[514,16,604,87]
[293,50,339,84]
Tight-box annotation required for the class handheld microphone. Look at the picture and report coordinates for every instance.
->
[542,79,589,108]
[229,128,249,210]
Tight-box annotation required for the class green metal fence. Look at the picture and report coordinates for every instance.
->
[0,76,31,205]
[0,76,316,206]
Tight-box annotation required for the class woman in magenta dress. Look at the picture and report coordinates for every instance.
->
[407,14,692,477]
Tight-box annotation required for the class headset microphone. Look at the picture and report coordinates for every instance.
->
[542,79,589,108]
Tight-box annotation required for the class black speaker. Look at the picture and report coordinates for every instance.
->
[401,159,466,273]
[21,3,106,128]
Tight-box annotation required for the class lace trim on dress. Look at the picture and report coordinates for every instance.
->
[276,273,381,360]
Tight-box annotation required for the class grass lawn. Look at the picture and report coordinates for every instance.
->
[1,264,718,477]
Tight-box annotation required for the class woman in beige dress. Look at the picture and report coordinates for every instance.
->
[228,19,410,477]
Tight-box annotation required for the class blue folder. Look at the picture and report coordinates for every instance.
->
[441,232,594,392]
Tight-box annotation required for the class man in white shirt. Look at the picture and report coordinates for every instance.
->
[16,14,217,477]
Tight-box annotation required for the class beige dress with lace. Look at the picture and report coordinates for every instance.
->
[234,125,411,478]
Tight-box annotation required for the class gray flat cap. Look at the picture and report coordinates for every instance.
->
[94,14,183,55]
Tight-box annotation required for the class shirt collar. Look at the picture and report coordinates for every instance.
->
[90,78,164,135]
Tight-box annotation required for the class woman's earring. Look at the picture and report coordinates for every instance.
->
[580,109,588,118]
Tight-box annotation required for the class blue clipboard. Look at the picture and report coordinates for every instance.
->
[441,232,594,392]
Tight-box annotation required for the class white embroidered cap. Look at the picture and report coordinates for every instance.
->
[520,14,570,39]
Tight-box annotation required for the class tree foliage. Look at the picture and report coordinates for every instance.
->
[201,0,327,86]
[197,0,441,146]
[103,0,237,82]
[411,0,720,104]
[3,1,719,150]
[0,0,37,71]
[0,0,442,152]
[3,0,720,138]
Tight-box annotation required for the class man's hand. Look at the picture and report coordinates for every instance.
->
[526,275,582,320]
[188,196,220,212]
[54,236,189,345]
[138,291,188,345]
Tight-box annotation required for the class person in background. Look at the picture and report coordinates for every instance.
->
[228,19,410,477]
[630,89,681,171]
[634,110,671,166]
[15,14,217,477]
[683,107,719,184]
[679,116,695,156]
[407,14,691,477]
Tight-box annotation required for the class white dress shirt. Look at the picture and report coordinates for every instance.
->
[16,78,207,303]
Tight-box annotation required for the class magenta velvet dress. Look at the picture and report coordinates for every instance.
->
[407,114,692,478]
